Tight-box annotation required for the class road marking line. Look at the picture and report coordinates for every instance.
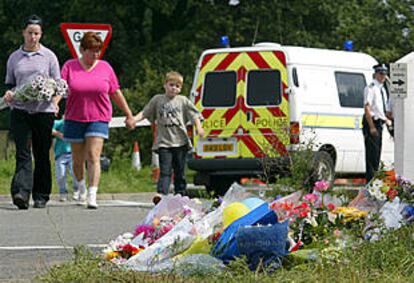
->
[0,244,107,250]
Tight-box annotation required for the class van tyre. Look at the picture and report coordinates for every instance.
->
[206,176,235,196]
[313,151,335,188]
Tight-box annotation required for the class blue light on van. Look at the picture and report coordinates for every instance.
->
[220,35,230,48]
[344,40,353,51]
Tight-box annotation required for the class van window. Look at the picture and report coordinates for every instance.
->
[292,67,299,87]
[202,71,237,107]
[247,70,282,106]
[335,72,366,108]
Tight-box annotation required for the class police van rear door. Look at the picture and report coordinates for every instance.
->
[192,51,243,159]
[241,50,290,158]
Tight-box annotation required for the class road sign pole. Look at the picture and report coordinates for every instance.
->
[392,56,414,180]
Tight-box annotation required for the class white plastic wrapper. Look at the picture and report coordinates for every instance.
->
[221,182,253,206]
[379,197,406,229]
[126,217,196,271]
[143,194,203,225]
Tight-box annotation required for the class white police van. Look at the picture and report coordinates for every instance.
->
[188,42,394,194]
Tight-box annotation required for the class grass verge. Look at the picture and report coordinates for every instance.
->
[37,225,414,282]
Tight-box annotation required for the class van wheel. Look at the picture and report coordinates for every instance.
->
[313,151,335,187]
[206,177,236,196]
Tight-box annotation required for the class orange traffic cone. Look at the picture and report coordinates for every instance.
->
[132,141,141,170]
[151,124,160,182]
[151,151,160,183]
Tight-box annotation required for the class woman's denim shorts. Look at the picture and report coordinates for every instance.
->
[63,120,109,143]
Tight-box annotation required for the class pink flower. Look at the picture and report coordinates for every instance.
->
[158,223,175,237]
[314,180,330,192]
[134,224,155,238]
[303,193,319,204]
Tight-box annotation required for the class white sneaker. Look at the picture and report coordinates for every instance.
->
[59,193,68,202]
[78,185,87,204]
[87,187,98,209]
[72,190,80,201]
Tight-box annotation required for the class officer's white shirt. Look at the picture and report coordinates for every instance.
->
[364,79,387,121]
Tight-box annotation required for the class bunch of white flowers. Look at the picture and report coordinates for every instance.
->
[0,74,68,110]
[20,75,68,101]
[366,179,387,202]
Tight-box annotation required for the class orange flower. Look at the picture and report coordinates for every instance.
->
[384,170,397,188]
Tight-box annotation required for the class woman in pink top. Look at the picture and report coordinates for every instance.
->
[61,32,135,209]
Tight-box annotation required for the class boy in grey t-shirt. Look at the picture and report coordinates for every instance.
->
[132,71,204,195]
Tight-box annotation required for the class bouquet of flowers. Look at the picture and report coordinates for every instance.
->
[365,165,414,205]
[103,232,145,264]
[0,75,68,110]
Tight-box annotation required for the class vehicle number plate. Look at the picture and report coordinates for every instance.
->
[203,144,234,152]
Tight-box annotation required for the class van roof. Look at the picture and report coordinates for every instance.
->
[200,43,378,70]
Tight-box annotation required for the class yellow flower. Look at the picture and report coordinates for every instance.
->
[104,251,120,261]
[334,207,368,222]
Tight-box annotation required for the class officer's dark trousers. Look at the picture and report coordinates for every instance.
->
[362,116,383,183]
[10,109,54,203]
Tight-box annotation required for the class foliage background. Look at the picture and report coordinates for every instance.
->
[1,0,414,164]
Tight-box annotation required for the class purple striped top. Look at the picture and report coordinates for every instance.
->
[5,44,61,113]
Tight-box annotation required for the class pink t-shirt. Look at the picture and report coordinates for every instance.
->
[61,59,120,122]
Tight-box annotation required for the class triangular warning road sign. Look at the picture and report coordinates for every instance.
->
[60,23,112,59]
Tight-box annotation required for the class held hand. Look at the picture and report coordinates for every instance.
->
[369,127,378,137]
[197,127,205,138]
[3,90,14,103]
[125,116,136,130]
[57,132,64,139]
[385,119,392,127]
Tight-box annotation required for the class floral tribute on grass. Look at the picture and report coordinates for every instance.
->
[102,167,414,274]
[0,74,68,110]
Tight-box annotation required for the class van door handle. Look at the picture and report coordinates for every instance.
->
[354,117,360,129]
[246,111,253,122]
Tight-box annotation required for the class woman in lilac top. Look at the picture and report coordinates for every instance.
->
[2,15,61,209]
[61,32,135,209]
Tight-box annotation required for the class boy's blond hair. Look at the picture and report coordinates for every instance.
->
[165,71,183,86]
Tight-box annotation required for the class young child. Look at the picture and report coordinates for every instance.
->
[131,71,204,196]
[52,117,78,201]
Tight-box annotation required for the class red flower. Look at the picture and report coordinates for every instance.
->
[120,243,140,258]
[296,202,309,210]
[386,189,398,201]
[327,203,336,211]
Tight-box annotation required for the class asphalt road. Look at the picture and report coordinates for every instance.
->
[0,197,153,281]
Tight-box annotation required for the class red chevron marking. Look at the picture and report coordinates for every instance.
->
[215,52,240,71]
[259,128,288,156]
[247,52,271,69]
[237,66,247,82]
[202,109,215,119]
[201,53,214,70]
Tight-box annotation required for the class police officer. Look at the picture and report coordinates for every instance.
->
[362,64,390,183]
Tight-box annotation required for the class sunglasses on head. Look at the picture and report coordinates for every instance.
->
[24,16,42,28]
